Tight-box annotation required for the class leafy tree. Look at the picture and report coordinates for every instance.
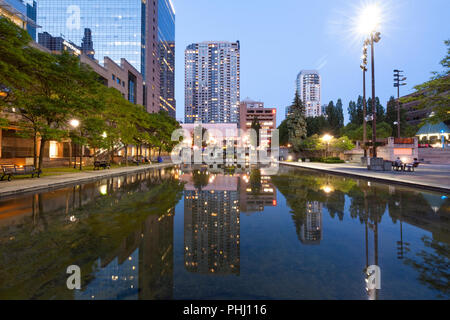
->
[306,115,329,137]
[335,99,345,129]
[348,96,364,126]
[325,100,344,135]
[367,97,385,123]
[402,40,450,124]
[0,17,32,112]
[251,116,262,146]
[278,119,289,146]
[299,134,325,152]
[286,91,307,152]
[375,122,394,139]
[332,136,355,152]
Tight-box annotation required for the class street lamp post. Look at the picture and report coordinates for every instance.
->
[394,69,407,138]
[370,32,381,158]
[322,134,333,158]
[357,4,382,158]
[69,119,80,169]
[361,43,369,158]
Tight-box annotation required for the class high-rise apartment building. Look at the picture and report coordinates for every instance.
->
[37,0,175,115]
[296,70,321,118]
[0,0,37,40]
[185,41,240,124]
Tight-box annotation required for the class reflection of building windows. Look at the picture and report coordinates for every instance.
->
[128,72,137,104]
[184,186,240,275]
[299,201,323,245]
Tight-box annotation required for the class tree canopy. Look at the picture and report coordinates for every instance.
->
[0,17,179,169]
[286,91,307,152]
[401,40,450,124]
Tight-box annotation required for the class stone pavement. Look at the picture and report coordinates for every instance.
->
[280,161,450,192]
[0,163,174,198]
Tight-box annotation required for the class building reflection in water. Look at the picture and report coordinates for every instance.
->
[0,168,181,300]
[181,168,278,275]
[239,171,277,215]
[300,201,323,245]
[183,172,240,275]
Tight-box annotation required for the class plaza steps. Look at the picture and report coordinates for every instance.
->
[418,148,450,165]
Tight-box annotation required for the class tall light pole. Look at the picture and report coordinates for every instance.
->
[394,69,407,138]
[69,119,80,169]
[361,43,369,158]
[322,134,333,158]
[370,31,381,158]
[357,4,382,158]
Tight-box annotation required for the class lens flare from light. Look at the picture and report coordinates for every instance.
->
[357,3,382,35]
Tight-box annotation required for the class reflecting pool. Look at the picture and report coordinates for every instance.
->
[0,166,448,300]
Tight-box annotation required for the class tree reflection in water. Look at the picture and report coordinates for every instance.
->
[273,167,450,299]
[0,168,184,300]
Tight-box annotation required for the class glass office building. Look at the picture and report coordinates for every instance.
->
[0,0,37,40]
[37,0,175,115]
[158,0,175,118]
[37,0,143,70]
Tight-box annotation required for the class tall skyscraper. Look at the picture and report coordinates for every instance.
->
[0,0,37,40]
[37,0,175,115]
[296,70,321,118]
[185,41,240,124]
[80,28,94,59]
[158,0,176,118]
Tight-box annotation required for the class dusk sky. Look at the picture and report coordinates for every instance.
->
[172,0,449,126]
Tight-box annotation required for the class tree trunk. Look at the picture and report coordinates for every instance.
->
[124,144,128,166]
[38,138,46,172]
[93,148,97,163]
[33,131,37,168]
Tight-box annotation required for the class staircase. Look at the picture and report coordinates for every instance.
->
[418,148,450,165]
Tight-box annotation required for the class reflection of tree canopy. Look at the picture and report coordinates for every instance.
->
[0,173,184,299]
[250,169,262,195]
[347,184,389,224]
[272,170,351,236]
[404,236,450,299]
[192,170,209,191]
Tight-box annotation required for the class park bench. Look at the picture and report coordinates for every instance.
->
[392,161,404,171]
[1,165,41,181]
[93,160,111,170]
[405,160,421,172]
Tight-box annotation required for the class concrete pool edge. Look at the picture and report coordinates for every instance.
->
[0,163,174,199]
[280,161,450,193]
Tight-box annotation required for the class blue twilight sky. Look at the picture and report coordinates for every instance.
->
[172,0,449,126]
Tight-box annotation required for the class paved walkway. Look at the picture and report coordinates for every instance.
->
[0,163,174,198]
[280,161,450,192]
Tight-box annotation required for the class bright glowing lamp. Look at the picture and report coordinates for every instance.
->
[322,134,333,143]
[357,3,382,35]
[69,119,80,128]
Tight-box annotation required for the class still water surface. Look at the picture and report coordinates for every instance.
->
[0,166,448,300]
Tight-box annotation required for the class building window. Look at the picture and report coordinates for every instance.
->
[49,141,58,158]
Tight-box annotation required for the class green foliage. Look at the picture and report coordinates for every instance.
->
[278,119,289,146]
[0,17,179,168]
[286,91,307,152]
[332,136,355,152]
[325,99,344,135]
[306,115,329,137]
[251,116,262,146]
[401,40,450,124]
[348,96,364,126]
[299,134,325,152]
